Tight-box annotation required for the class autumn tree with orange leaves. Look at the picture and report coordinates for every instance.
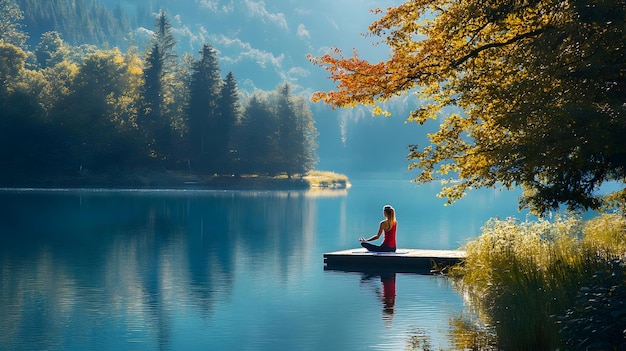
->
[310,0,626,214]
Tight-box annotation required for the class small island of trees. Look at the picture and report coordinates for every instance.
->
[0,4,323,188]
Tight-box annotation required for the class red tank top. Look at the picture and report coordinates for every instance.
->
[382,222,397,248]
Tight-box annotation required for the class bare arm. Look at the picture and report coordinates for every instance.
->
[360,221,387,242]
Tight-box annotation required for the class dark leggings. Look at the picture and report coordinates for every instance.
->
[361,242,396,252]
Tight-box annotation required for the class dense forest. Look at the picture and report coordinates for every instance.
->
[0,1,318,186]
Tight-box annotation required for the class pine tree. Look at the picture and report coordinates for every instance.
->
[274,83,300,177]
[215,71,241,174]
[291,96,319,175]
[186,43,222,173]
[238,94,276,175]
[139,11,177,162]
[140,44,163,154]
[153,10,176,64]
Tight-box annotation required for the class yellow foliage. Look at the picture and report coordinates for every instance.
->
[372,105,391,116]
[0,42,27,90]
[310,0,626,214]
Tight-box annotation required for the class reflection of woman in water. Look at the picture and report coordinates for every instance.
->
[380,272,396,321]
[359,205,397,252]
[360,271,397,326]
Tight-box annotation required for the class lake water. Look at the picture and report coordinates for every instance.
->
[0,180,524,350]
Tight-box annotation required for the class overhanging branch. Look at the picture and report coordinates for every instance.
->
[451,27,547,68]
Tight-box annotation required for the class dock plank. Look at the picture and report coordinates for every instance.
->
[323,248,466,273]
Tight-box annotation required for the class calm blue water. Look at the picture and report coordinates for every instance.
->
[0,180,524,350]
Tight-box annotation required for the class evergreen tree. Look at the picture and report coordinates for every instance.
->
[272,84,319,177]
[274,83,300,177]
[140,43,164,155]
[238,94,276,175]
[215,71,241,174]
[139,11,177,162]
[186,43,221,173]
[291,96,319,174]
[275,83,317,178]
[153,10,176,60]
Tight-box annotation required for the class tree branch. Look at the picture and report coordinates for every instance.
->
[451,28,547,68]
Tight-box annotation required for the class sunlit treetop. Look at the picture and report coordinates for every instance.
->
[309,0,626,214]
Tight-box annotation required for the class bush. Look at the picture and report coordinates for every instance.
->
[454,214,626,350]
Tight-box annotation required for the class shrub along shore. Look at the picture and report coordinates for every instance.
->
[450,214,626,350]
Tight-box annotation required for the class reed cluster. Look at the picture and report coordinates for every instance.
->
[452,214,626,350]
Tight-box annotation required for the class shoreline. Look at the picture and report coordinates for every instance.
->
[0,170,351,191]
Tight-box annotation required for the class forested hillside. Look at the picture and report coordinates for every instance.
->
[17,0,132,48]
[0,2,318,187]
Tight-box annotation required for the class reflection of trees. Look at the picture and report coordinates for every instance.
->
[406,317,496,351]
[0,189,319,350]
[447,315,496,351]
[406,328,435,351]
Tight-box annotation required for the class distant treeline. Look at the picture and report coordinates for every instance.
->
[16,0,133,48]
[0,5,318,185]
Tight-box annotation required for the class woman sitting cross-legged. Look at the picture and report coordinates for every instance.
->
[359,205,397,252]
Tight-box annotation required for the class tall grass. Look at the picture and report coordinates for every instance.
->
[452,214,626,350]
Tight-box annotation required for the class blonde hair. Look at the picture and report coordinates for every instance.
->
[383,205,396,223]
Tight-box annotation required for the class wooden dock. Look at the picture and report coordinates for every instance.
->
[323,248,466,274]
